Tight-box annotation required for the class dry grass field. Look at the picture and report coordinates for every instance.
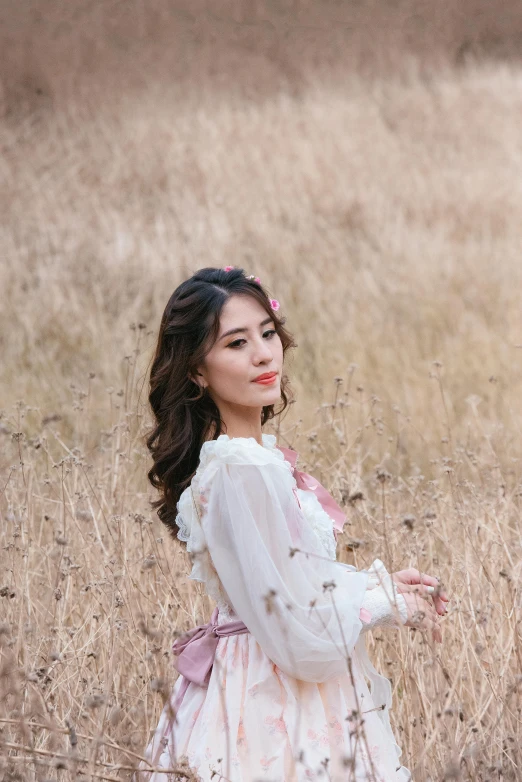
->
[2,3,522,780]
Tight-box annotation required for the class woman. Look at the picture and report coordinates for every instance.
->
[135,266,448,781]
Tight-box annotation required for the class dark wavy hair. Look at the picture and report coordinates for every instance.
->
[146,266,298,541]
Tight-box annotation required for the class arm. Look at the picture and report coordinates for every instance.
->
[198,454,371,683]
[301,487,407,633]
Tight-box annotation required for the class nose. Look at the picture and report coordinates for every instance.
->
[252,334,275,363]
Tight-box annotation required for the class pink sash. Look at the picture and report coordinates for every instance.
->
[149,606,249,768]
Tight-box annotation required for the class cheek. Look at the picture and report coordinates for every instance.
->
[212,353,247,386]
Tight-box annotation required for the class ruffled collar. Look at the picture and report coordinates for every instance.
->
[203,432,279,449]
[219,433,279,450]
[197,432,287,473]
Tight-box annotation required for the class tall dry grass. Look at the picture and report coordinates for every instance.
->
[2,4,522,779]
[1,371,521,780]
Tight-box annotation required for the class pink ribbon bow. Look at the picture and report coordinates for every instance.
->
[172,606,249,691]
[276,445,347,541]
[150,607,250,768]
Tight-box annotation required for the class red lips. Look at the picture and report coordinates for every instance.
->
[252,371,278,382]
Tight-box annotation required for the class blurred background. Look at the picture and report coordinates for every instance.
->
[2,2,522,780]
[3,0,522,458]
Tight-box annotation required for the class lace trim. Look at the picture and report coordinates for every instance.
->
[176,510,191,543]
[197,432,289,475]
[175,475,230,613]
[361,559,409,628]
[360,585,408,631]
[295,488,337,560]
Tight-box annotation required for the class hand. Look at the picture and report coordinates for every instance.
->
[400,586,443,644]
[392,567,449,618]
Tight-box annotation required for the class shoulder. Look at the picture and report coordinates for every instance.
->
[196,433,294,485]
[175,435,292,542]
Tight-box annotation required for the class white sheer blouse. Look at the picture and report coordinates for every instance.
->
[176,434,407,684]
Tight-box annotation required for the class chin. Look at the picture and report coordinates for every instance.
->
[256,388,280,402]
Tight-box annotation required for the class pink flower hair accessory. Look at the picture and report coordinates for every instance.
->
[223,267,279,310]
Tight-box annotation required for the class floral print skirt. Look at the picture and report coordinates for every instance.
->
[135,633,411,782]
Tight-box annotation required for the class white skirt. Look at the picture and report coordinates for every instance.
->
[134,633,412,782]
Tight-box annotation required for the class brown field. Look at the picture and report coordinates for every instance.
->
[1,2,522,780]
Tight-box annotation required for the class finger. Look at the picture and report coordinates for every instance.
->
[398,587,436,618]
[422,575,449,603]
[399,583,437,597]
[423,586,449,614]
[432,594,449,615]
[433,599,447,616]
[402,581,450,609]
[397,588,441,620]
[407,570,450,602]
[403,568,440,588]
[429,581,450,601]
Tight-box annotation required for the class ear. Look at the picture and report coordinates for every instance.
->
[188,370,206,388]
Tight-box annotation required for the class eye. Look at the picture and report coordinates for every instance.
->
[228,329,277,348]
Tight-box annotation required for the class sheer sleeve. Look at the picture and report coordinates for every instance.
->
[197,444,370,683]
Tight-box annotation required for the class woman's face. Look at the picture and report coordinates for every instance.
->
[195,294,283,413]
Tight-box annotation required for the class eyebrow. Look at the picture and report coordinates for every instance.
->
[219,316,274,341]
